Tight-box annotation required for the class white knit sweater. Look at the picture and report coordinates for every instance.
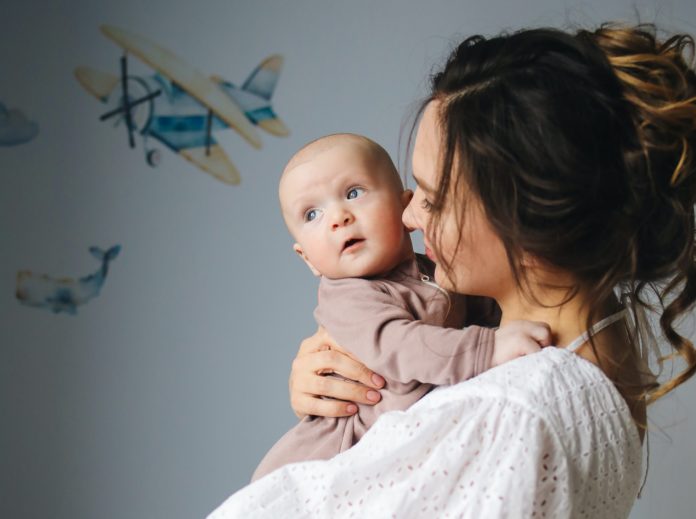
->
[208,324,642,518]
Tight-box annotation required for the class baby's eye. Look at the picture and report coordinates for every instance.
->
[347,187,365,200]
[304,208,321,222]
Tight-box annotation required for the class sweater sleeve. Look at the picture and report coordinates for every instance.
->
[314,277,495,385]
[206,389,573,519]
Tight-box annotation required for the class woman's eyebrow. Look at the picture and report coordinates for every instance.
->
[412,174,436,194]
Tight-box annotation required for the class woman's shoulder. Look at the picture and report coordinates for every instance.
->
[417,347,639,440]
[406,347,643,515]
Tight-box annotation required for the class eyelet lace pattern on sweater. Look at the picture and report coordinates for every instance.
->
[208,347,642,519]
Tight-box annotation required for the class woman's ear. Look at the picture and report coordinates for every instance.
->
[520,252,536,269]
[293,243,321,276]
[401,189,414,208]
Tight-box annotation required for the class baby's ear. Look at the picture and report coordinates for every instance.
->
[293,243,321,276]
[401,189,414,208]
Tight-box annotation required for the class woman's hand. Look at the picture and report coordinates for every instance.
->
[289,326,386,419]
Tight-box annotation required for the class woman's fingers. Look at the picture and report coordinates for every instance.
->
[291,352,383,403]
[298,348,384,389]
[290,326,386,418]
[289,372,379,418]
[291,394,359,419]
[296,330,327,356]
[296,325,342,356]
[307,372,383,405]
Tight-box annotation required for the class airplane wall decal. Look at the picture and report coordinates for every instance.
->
[75,25,289,184]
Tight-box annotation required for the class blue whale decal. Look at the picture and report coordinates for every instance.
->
[16,245,121,314]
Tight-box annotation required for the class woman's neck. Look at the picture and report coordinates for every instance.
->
[496,280,645,440]
[497,286,611,349]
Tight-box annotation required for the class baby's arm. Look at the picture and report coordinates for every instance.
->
[315,277,537,386]
[447,292,552,367]
[456,293,502,328]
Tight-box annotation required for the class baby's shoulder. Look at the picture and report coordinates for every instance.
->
[318,275,393,302]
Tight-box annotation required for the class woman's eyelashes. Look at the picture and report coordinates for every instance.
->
[412,187,434,213]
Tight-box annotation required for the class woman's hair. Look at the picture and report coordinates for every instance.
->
[418,23,696,404]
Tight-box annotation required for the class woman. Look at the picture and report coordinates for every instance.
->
[208,24,696,518]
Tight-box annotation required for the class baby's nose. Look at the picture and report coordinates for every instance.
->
[331,211,354,230]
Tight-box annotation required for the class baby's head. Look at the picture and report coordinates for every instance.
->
[279,133,414,279]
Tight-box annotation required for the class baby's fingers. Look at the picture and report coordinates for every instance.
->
[524,321,553,347]
[517,338,543,356]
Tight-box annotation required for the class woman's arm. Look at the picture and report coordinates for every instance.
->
[208,378,577,519]
[289,326,385,419]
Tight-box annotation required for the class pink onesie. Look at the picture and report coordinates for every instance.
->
[252,255,498,481]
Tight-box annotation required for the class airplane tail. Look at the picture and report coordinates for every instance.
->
[242,55,283,100]
[212,71,290,137]
[241,55,290,137]
[74,67,120,102]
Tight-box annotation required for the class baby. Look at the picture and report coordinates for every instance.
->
[252,133,544,481]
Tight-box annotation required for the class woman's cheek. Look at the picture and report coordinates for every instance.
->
[433,261,458,292]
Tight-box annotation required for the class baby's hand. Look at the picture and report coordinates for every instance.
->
[491,320,552,367]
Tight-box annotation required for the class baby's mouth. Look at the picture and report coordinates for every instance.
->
[342,238,365,252]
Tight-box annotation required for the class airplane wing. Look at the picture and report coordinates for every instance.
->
[74,67,120,102]
[241,55,283,100]
[179,144,241,185]
[100,25,262,149]
[257,116,290,137]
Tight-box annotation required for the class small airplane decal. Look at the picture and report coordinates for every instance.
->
[16,245,121,315]
[0,102,39,146]
[75,25,289,184]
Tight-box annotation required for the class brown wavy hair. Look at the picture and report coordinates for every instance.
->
[417,23,696,406]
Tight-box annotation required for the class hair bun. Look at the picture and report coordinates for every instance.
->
[584,24,696,189]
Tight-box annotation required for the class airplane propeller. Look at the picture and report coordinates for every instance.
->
[99,53,162,148]
[121,54,135,147]
[205,109,213,156]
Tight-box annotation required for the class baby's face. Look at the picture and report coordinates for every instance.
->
[280,143,412,279]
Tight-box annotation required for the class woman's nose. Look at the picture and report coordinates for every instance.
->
[402,200,419,232]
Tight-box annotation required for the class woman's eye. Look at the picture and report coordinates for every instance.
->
[304,208,320,222]
[347,187,365,200]
[421,198,434,212]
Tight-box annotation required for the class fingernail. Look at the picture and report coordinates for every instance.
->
[347,404,358,414]
[367,390,381,402]
[371,374,385,387]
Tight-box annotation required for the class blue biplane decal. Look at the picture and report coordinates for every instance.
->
[75,25,289,184]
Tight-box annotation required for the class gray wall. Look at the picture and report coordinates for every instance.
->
[2,1,695,518]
